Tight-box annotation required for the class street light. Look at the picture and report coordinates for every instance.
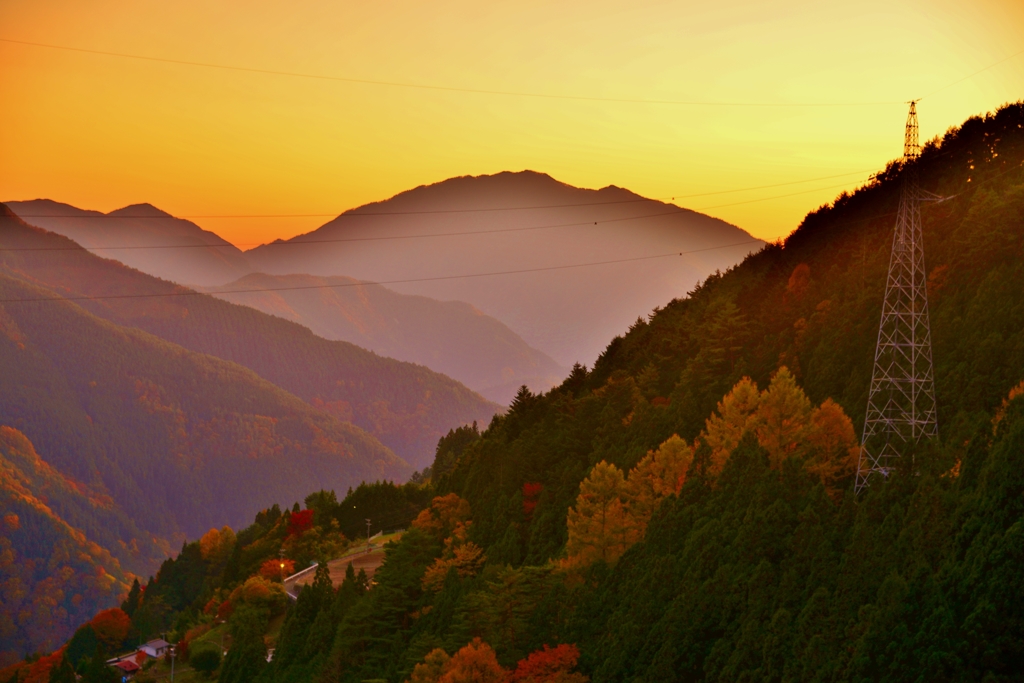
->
[169,645,176,683]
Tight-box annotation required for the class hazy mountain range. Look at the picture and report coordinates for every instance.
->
[6,199,252,287]
[244,171,764,365]
[0,206,496,471]
[7,199,565,403]
[202,273,565,404]
[8,172,762,388]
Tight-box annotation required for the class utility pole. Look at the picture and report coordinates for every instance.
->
[856,101,938,492]
[366,518,371,554]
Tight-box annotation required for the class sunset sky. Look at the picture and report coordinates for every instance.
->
[1,0,1021,246]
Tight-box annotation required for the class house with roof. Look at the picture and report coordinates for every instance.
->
[111,659,140,681]
[139,638,171,658]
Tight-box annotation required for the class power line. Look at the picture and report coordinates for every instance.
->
[695,180,867,211]
[0,37,901,107]
[920,47,1024,100]
[9,169,878,221]
[0,240,764,303]
[2,209,690,252]
[4,163,1017,303]
[7,158,1016,254]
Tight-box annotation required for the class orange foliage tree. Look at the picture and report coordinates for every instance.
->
[90,607,130,649]
[564,433,694,570]
[199,526,236,566]
[624,434,693,532]
[421,524,486,592]
[700,367,858,492]
[407,639,507,683]
[563,461,634,569]
[419,494,485,592]
[510,643,589,683]
[259,557,296,582]
[412,493,472,539]
[408,648,451,683]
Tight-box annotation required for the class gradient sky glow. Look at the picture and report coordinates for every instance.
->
[1,0,1022,245]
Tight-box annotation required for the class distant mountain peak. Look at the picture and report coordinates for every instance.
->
[2,198,104,218]
[108,203,173,218]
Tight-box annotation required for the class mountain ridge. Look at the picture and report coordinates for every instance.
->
[5,198,254,287]
[244,170,764,365]
[0,205,499,469]
[202,272,567,404]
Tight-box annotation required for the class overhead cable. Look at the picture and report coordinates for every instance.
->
[0,37,900,107]
[3,179,871,252]
[9,168,878,221]
[0,240,765,303]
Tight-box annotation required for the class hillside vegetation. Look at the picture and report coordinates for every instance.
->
[0,264,416,659]
[0,269,410,534]
[0,427,137,663]
[280,101,1023,682]
[9,103,1024,683]
[0,208,498,468]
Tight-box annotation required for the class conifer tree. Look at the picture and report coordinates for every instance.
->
[219,605,267,683]
[753,367,813,467]
[564,462,634,568]
[702,376,761,472]
[48,656,77,683]
[624,434,693,530]
[121,579,142,618]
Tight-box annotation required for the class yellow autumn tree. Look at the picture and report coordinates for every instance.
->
[702,376,761,473]
[805,398,860,493]
[408,648,451,683]
[754,367,814,468]
[699,367,858,489]
[413,493,472,540]
[407,639,507,683]
[199,526,236,566]
[564,461,634,568]
[422,523,486,592]
[625,434,693,532]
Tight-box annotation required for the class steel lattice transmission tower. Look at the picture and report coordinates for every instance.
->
[855,101,938,493]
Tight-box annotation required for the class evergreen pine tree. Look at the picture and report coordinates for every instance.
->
[220,605,268,683]
[48,656,77,683]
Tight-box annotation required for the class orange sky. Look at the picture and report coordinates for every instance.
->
[1,0,1022,245]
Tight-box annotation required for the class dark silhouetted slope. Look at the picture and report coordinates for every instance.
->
[6,199,254,287]
[204,273,566,404]
[245,171,764,365]
[0,207,500,468]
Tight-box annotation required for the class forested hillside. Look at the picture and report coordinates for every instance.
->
[0,208,499,468]
[0,271,409,538]
[0,263,417,658]
[0,427,137,664]
[268,101,1021,682]
[10,103,1023,683]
